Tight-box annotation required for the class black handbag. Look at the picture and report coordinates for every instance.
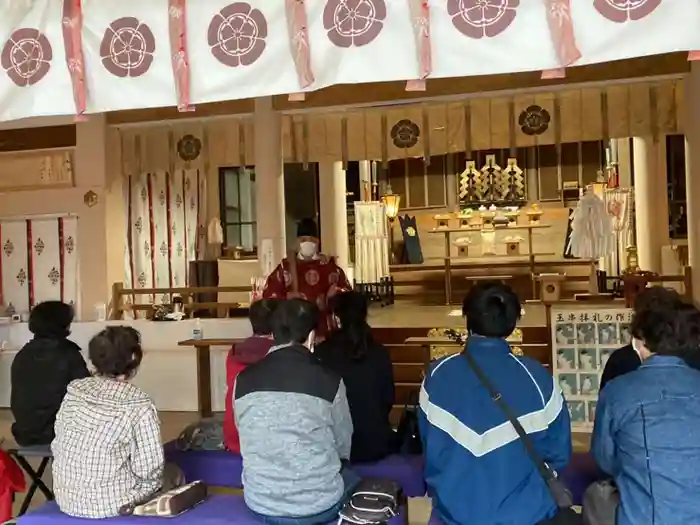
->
[339,478,403,525]
[462,341,582,525]
[395,390,423,455]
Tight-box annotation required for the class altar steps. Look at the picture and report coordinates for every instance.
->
[373,325,552,425]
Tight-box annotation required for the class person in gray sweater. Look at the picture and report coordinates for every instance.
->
[234,299,358,525]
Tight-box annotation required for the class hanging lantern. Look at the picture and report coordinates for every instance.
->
[381,186,401,221]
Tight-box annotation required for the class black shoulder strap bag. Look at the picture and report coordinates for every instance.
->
[462,341,581,525]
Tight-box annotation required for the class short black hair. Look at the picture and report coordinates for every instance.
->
[249,299,279,335]
[88,326,143,378]
[630,287,700,359]
[29,301,74,338]
[462,281,521,338]
[271,299,319,345]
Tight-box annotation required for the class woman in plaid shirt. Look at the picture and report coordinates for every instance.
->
[51,326,181,518]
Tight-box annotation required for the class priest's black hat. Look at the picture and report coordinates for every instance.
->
[297,218,318,238]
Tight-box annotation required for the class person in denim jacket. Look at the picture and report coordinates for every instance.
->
[592,287,700,525]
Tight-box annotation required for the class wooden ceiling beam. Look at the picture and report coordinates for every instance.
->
[106,53,689,126]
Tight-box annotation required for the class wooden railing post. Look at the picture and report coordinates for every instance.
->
[685,266,693,302]
[110,282,125,320]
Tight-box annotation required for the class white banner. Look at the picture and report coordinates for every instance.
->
[188,0,299,104]
[0,0,697,121]
[0,0,74,121]
[82,0,176,112]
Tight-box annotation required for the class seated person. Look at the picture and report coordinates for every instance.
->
[419,282,571,525]
[223,298,279,453]
[235,299,357,525]
[316,291,396,463]
[600,288,686,390]
[52,326,181,518]
[11,301,89,446]
[592,287,700,525]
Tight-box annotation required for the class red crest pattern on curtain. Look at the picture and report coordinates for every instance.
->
[168,0,193,112]
[406,0,431,92]
[61,0,87,117]
[0,216,79,318]
[124,171,203,310]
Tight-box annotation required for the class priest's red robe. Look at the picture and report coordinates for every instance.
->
[262,254,350,337]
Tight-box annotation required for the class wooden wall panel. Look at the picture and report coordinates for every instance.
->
[606,85,630,138]
[489,98,511,150]
[470,99,491,151]
[325,114,343,161]
[580,88,603,141]
[243,120,255,166]
[346,112,366,161]
[446,103,466,154]
[655,81,678,135]
[0,125,76,152]
[675,80,685,134]
[628,83,652,137]
[364,112,383,160]
[281,116,293,162]
[307,115,328,161]
[559,91,582,144]
[428,105,448,156]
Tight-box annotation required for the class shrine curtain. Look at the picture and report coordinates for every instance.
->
[0,215,79,317]
[124,170,205,305]
[353,202,389,284]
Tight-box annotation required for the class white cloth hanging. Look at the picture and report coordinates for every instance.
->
[207,218,224,245]
[567,190,615,260]
[354,202,389,284]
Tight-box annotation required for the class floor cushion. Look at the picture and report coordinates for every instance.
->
[16,494,407,525]
[165,441,426,496]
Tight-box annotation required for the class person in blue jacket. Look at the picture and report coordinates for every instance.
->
[419,281,572,525]
[592,287,700,525]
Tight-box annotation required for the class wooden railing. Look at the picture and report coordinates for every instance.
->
[620,266,693,307]
[110,282,252,320]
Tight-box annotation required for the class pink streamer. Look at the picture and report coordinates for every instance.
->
[285,0,315,89]
[689,51,700,61]
[543,0,581,73]
[406,0,431,91]
[61,0,87,116]
[168,0,194,112]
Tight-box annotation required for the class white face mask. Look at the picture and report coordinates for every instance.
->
[299,241,317,258]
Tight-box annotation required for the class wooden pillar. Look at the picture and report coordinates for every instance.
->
[685,62,700,302]
[319,160,349,271]
[254,97,286,275]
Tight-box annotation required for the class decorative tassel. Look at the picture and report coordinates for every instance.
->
[285,0,315,89]
[168,0,194,112]
[543,0,581,69]
[406,0,431,92]
[62,0,87,117]
[541,68,566,80]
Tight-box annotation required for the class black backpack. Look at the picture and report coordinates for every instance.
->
[395,390,422,455]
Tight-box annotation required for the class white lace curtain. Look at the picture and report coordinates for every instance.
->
[124,170,205,305]
[354,202,389,284]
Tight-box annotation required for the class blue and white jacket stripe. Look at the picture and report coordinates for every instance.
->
[418,337,572,525]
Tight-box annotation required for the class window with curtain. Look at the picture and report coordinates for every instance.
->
[219,167,257,254]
